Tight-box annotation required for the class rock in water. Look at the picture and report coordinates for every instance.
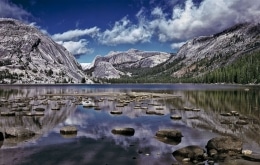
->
[111,128,135,136]
[60,126,77,135]
[206,136,243,157]
[155,129,183,145]
[5,127,35,138]
[0,132,4,141]
[172,145,206,162]
[155,129,183,139]
[0,18,91,84]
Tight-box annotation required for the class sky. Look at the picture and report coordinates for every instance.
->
[1,0,260,63]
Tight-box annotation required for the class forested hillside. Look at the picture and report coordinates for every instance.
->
[103,23,260,84]
[105,50,260,84]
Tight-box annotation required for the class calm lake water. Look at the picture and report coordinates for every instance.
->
[0,84,259,165]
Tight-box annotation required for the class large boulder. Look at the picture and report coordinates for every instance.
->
[172,145,206,163]
[206,136,243,158]
[5,127,35,138]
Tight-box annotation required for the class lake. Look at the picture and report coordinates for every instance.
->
[0,84,259,165]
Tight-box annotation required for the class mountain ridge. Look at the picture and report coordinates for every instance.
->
[170,22,260,78]
[85,49,173,79]
[0,18,92,84]
[105,22,260,84]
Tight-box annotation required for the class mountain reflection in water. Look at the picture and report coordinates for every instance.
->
[0,84,259,165]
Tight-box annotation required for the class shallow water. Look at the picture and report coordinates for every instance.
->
[0,84,259,165]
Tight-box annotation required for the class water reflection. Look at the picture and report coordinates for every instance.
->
[0,84,259,165]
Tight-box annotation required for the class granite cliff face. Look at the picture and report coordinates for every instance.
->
[85,49,172,79]
[170,23,260,77]
[0,18,91,84]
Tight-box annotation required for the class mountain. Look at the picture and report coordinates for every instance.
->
[0,18,91,84]
[84,49,173,79]
[80,63,93,70]
[106,22,260,84]
[170,22,260,78]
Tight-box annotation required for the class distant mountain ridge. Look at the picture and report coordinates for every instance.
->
[0,18,91,84]
[171,22,260,78]
[104,22,260,83]
[84,49,173,79]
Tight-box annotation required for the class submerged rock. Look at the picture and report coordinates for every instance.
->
[1,112,15,116]
[236,120,249,125]
[0,132,4,141]
[172,145,206,162]
[146,110,164,116]
[111,128,135,136]
[155,129,183,145]
[220,113,232,116]
[5,127,35,138]
[110,110,123,115]
[34,107,45,112]
[156,129,183,139]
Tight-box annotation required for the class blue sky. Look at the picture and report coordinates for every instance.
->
[1,0,260,63]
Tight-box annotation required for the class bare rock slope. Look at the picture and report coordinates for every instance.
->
[171,23,260,77]
[85,49,172,79]
[0,18,91,84]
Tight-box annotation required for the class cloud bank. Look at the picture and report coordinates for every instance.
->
[51,28,99,56]
[150,0,260,42]
[56,39,93,55]
[2,0,260,56]
[0,0,30,20]
[52,27,100,41]
[95,0,260,48]
[97,16,153,46]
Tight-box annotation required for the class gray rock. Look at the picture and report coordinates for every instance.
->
[5,127,35,138]
[146,110,164,116]
[156,129,183,139]
[236,120,249,125]
[0,18,91,84]
[170,115,182,120]
[0,112,15,116]
[34,107,45,112]
[110,110,123,115]
[111,128,135,136]
[172,145,206,162]
[242,154,260,162]
[60,126,77,135]
[155,129,183,145]
[206,136,243,157]
[0,132,4,141]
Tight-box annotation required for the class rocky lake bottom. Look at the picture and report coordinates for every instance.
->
[0,84,259,165]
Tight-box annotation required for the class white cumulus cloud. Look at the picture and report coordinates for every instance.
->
[52,27,100,41]
[56,39,93,55]
[51,27,99,56]
[150,0,260,42]
[98,17,153,46]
